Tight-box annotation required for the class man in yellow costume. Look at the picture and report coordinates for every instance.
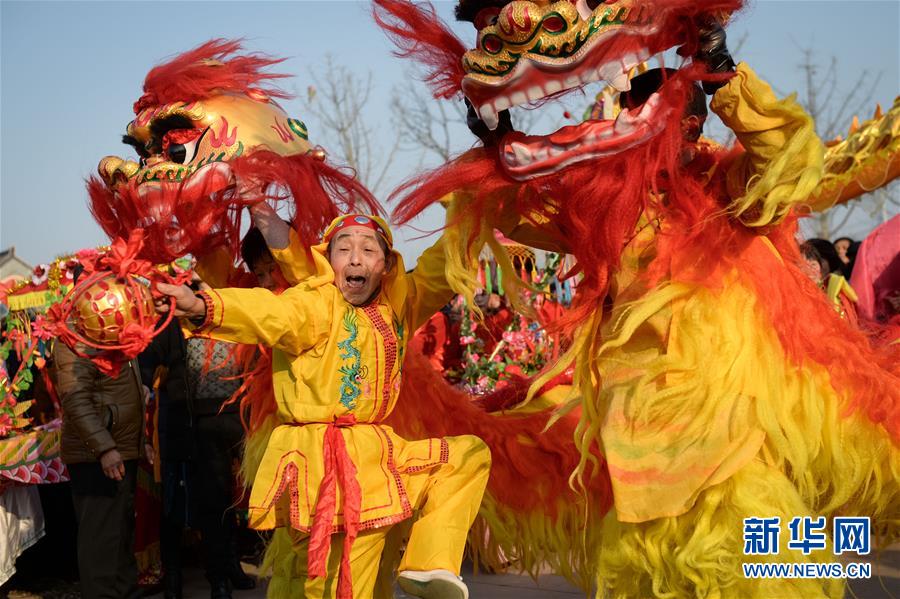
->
[157,214,490,599]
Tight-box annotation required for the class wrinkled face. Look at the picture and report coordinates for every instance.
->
[328,226,391,306]
[461,0,717,180]
[95,93,311,259]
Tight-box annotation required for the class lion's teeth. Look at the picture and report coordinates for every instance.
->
[479,104,499,130]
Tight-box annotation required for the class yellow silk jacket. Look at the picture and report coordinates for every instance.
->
[193,238,455,532]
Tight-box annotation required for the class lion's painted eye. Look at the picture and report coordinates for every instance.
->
[474,7,500,30]
[162,129,202,164]
[542,14,566,33]
[481,34,503,54]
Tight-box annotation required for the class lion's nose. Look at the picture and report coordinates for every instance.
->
[97,156,140,186]
[144,154,166,168]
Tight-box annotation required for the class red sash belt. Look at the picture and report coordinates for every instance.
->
[306,414,362,598]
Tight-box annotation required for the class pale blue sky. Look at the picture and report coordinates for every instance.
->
[2,1,898,266]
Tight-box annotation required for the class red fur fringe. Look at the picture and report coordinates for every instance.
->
[390,74,701,333]
[135,39,291,114]
[229,346,277,435]
[386,352,612,517]
[756,227,900,439]
[87,175,234,264]
[389,35,899,442]
[474,370,573,413]
[228,151,382,249]
[89,152,381,264]
[373,0,468,99]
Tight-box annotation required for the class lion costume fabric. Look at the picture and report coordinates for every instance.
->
[373,1,900,596]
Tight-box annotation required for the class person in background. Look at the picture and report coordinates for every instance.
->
[240,226,290,293]
[806,238,845,277]
[473,291,514,355]
[800,242,828,285]
[186,278,256,598]
[800,241,858,323]
[845,240,861,279]
[139,317,193,599]
[834,236,854,266]
[55,341,145,599]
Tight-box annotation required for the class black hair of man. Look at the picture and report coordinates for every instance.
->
[241,226,274,272]
[621,68,708,123]
[800,241,823,264]
[455,0,507,22]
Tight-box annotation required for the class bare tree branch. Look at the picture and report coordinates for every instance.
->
[300,55,399,197]
[731,32,749,57]
[391,68,560,166]
[391,82,466,163]
[794,45,892,239]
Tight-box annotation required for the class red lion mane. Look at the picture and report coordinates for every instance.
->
[134,38,292,114]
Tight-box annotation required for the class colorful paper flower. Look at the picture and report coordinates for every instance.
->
[31,265,49,286]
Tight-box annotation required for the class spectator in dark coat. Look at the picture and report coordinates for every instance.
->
[55,342,145,599]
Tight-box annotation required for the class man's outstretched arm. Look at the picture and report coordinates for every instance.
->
[157,281,331,356]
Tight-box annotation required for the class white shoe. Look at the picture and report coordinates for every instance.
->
[397,569,469,599]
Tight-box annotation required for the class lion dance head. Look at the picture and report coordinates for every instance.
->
[375,0,743,322]
[89,39,378,264]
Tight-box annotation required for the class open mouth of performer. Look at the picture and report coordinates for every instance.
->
[345,274,368,288]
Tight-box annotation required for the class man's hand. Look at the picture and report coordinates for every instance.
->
[155,282,206,319]
[144,443,156,467]
[680,18,736,94]
[100,448,126,481]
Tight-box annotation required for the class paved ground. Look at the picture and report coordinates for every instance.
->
[850,545,900,599]
[6,557,900,598]
[5,533,900,598]
[137,563,583,599]
[141,547,900,599]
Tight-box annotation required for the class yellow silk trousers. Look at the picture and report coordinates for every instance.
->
[266,434,490,598]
